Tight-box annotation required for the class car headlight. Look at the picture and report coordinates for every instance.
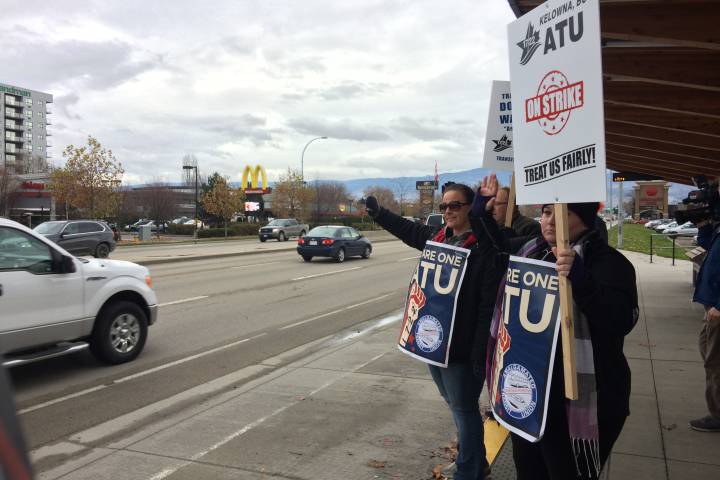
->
[272,228,280,232]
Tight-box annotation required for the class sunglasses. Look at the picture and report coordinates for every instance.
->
[438,201,470,212]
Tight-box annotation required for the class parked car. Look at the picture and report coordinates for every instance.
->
[425,213,444,231]
[34,220,116,258]
[665,222,698,237]
[259,218,308,242]
[171,216,191,224]
[125,219,149,231]
[297,226,372,263]
[646,219,672,229]
[655,221,677,233]
[138,220,167,232]
[183,219,206,229]
[0,217,158,366]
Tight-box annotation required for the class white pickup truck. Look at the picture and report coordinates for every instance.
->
[0,217,158,367]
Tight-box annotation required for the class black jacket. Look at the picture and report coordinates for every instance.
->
[373,208,506,372]
[526,230,638,420]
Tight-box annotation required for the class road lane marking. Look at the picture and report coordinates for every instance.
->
[279,294,393,330]
[19,333,267,415]
[114,333,267,384]
[291,266,361,281]
[18,386,107,415]
[145,351,387,480]
[158,296,209,307]
[230,261,280,269]
[398,255,420,262]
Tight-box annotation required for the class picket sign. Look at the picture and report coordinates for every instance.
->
[505,174,517,228]
[554,203,578,400]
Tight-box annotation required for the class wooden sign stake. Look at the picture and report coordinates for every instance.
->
[554,202,579,400]
[505,174,516,228]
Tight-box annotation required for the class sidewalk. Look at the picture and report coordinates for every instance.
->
[604,251,720,479]
[35,249,720,479]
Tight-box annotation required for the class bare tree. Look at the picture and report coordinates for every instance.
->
[0,167,20,217]
[272,168,314,220]
[363,186,399,213]
[392,179,416,216]
[138,183,179,237]
[315,181,350,216]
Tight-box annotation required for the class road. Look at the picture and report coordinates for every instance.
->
[11,238,425,474]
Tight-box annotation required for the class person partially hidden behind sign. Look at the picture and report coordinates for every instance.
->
[365,180,505,480]
[491,186,541,238]
[505,202,639,479]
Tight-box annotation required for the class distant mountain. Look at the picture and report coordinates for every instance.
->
[133,168,695,204]
[339,168,514,198]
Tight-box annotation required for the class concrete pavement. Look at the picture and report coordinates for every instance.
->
[34,244,720,479]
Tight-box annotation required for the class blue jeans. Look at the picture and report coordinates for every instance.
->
[429,363,487,480]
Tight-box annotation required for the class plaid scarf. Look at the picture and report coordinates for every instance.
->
[432,228,476,248]
[487,234,601,477]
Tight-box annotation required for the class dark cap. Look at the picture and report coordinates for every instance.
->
[542,202,600,228]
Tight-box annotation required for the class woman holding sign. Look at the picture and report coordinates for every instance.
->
[490,201,638,479]
[365,178,505,480]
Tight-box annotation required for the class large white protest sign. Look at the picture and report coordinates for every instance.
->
[482,80,514,171]
[508,0,606,204]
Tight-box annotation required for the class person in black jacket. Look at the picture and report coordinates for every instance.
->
[366,178,505,480]
[508,202,638,480]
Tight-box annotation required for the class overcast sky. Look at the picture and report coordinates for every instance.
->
[1,0,515,185]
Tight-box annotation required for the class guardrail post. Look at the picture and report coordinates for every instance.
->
[650,234,653,264]
[672,235,676,266]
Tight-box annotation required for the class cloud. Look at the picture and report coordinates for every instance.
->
[287,118,391,142]
[0,26,161,92]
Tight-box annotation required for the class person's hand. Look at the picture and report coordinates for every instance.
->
[551,247,576,277]
[707,307,720,326]
[365,196,379,218]
[479,174,499,212]
[479,174,499,198]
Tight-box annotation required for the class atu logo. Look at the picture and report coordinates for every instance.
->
[493,134,513,152]
[515,7,584,65]
[241,165,270,194]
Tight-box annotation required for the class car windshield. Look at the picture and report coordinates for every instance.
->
[34,222,65,235]
[308,227,338,237]
[266,220,284,226]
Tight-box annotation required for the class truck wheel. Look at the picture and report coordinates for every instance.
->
[95,243,111,258]
[259,237,267,242]
[278,232,286,242]
[335,248,346,263]
[90,301,148,364]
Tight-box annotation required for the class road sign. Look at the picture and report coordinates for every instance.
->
[416,180,438,191]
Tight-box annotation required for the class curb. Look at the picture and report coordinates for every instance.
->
[127,237,400,266]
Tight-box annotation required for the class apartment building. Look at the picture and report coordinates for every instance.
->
[1,82,53,174]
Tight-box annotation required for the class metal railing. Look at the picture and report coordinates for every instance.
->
[649,233,696,265]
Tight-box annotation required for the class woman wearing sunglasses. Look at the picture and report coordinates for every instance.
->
[365,175,505,480]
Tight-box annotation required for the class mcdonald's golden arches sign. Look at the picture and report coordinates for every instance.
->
[241,165,271,194]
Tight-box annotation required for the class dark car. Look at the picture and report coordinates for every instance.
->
[34,220,116,258]
[296,226,372,263]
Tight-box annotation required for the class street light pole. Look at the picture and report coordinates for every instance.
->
[183,164,199,240]
[301,136,327,183]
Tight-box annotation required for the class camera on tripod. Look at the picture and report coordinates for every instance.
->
[675,175,720,224]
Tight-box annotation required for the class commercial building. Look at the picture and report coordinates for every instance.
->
[1,82,53,175]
